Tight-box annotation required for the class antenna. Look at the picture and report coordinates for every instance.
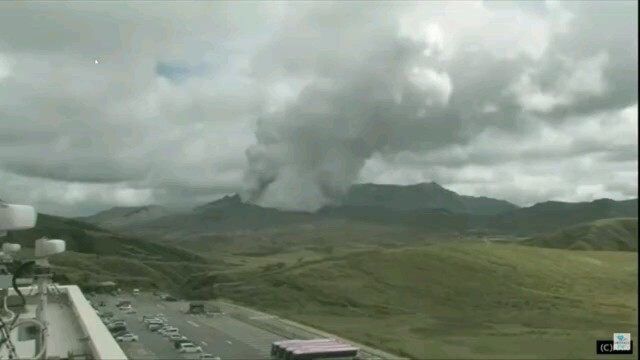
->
[0,202,37,231]
[0,201,65,359]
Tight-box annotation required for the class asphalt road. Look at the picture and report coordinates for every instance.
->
[95,292,283,359]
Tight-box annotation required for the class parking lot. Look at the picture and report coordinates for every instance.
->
[93,292,283,359]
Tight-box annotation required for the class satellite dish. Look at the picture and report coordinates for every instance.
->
[0,202,37,231]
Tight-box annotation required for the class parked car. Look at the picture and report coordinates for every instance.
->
[162,329,180,337]
[158,325,175,332]
[109,325,127,334]
[125,308,136,314]
[174,339,192,349]
[199,354,220,360]
[164,295,177,302]
[132,289,140,296]
[107,320,126,329]
[99,301,106,307]
[178,343,202,353]
[112,329,131,338]
[148,323,163,331]
[117,333,139,342]
[116,300,131,307]
[167,333,187,342]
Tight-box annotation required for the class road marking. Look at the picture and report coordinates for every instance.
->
[187,320,200,328]
[201,341,208,346]
[226,340,233,345]
[249,315,276,320]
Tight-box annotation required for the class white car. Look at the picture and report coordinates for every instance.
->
[116,334,139,342]
[199,354,220,360]
[178,343,203,353]
[119,305,132,311]
[143,317,162,324]
[162,329,180,337]
[167,333,186,341]
[125,308,137,314]
[159,326,178,335]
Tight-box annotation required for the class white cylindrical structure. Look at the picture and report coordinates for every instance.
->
[34,239,66,258]
[0,204,37,231]
[2,243,20,253]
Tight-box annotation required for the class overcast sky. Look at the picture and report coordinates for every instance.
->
[0,1,637,216]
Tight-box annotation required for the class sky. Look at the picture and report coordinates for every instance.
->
[0,0,637,216]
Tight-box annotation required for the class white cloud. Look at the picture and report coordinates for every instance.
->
[408,67,452,106]
[511,51,610,113]
[0,1,636,215]
[360,104,638,205]
[0,54,12,81]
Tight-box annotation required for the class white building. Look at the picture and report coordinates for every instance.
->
[1,285,127,359]
[1,201,127,359]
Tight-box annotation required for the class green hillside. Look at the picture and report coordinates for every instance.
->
[45,251,218,292]
[7,213,215,291]
[185,243,638,359]
[6,213,205,263]
[489,199,638,235]
[524,218,638,251]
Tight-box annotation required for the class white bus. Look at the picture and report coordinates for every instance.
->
[271,339,338,359]
[286,345,359,360]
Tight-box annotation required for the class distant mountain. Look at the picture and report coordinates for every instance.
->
[78,205,175,229]
[523,218,638,251]
[342,182,518,215]
[71,183,638,241]
[125,195,318,240]
[488,198,638,235]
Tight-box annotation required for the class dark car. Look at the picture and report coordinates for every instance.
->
[99,301,106,307]
[109,325,127,333]
[112,329,131,338]
[174,339,192,349]
[164,296,177,302]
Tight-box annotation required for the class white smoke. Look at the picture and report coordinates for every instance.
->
[242,9,452,212]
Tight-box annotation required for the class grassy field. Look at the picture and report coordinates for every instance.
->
[524,218,638,251]
[15,247,218,293]
[187,242,637,359]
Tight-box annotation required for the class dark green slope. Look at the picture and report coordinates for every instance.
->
[7,213,205,263]
[523,217,638,251]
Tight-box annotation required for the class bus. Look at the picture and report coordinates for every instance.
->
[271,339,339,358]
[286,345,359,360]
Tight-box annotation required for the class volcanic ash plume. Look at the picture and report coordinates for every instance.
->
[242,16,452,212]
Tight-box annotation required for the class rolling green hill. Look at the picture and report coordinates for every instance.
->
[6,213,205,262]
[6,213,215,291]
[523,218,638,251]
[488,198,638,235]
[185,243,638,359]
[45,250,220,291]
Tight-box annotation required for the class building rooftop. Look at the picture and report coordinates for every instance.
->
[1,285,127,360]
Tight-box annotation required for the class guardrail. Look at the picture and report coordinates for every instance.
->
[63,285,128,360]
